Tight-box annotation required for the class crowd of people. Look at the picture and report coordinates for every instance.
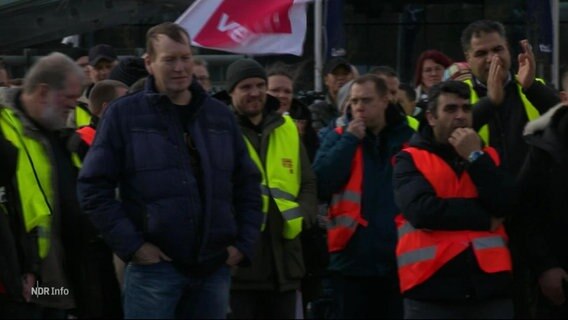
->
[0,18,567,319]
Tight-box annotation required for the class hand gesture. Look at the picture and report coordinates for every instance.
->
[346,118,366,140]
[22,273,36,302]
[490,217,505,232]
[487,55,506,105]
[517,39,536,90]
[448,128,482,160]
[539,267,568,306]
[226,246,244,266]
[131,242,172,265]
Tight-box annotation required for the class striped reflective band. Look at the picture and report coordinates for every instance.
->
[36,226,50,238]
[397,222,415,238]
[282,207,303,220]
[327,215,359,230]
[472,235,506,250]
[261,185,270,196]
[270,188,296,201]
[330,190,361,207]
[397,246,436,268]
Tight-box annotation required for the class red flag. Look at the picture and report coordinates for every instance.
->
[175,0,311,56]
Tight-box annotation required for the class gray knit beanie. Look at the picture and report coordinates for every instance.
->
[225,59,267,92]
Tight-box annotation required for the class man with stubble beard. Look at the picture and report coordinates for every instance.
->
[393,81,517,319]
[218,58,318,319]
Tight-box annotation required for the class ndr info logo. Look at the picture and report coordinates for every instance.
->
[31,281,70,298]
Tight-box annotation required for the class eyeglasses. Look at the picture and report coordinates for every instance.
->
[196,75,210,82]
[422,66,444,74]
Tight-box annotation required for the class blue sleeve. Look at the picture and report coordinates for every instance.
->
[312,130,360,200]
[229,117,263,266]
[77,103,144,262]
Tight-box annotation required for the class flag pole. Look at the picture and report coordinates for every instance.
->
[552,0,559,87]
[314,0,323,93]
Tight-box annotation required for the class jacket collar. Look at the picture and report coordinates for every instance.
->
[143,75,208,112]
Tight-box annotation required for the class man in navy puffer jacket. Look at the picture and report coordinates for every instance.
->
[77,22,262,319]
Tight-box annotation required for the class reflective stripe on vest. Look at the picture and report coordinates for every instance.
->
[326,127,368,253]
[464,78,543,145]
[395,146,512,293]
[243,115,303,239]
[406,115,419,131]
[0,108,53,259]
[75,104,92,128]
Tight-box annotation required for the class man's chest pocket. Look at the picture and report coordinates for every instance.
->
[129,128,176,171]
[208,129,234,171]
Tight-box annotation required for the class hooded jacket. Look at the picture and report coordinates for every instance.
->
[518,104,568,276]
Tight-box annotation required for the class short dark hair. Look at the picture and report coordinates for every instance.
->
[89,80,128,116]
[352,74,388,97]
[146,22,190,59]
[399,83,416,102]
[427,80,470,113]
[461,20,507,52]
[368,65,398,78]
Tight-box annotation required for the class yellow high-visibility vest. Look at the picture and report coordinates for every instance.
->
[0,107,53,258]
[243,115,303,239]
[464,78,542,145]
[406,115,419,131]
[75,103,92,128]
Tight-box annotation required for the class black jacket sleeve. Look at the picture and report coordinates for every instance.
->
[523,80,561,114]
[517,147,559,275]
[467,153,519,218]
[393,150,492,230]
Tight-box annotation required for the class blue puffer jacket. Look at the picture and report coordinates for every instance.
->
[313,121,413,276]
[77,77,262,271]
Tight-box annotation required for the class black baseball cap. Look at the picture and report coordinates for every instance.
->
[324,57,351,75]
[89,44,117,66]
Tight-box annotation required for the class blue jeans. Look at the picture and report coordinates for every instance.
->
[123,261,230,319]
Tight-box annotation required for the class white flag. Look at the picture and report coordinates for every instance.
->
[175,0,311,56]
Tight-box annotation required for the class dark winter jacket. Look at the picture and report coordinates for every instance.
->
[471,74,560,175]
[518,104,568,276]
[288,98,319,162]
[309,95,338,133]
[314,116,413,277]
[0,130,38,301]
[393,126,517,301]
[78,77,263,273]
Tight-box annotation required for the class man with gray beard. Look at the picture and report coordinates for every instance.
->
[0,52,93,318]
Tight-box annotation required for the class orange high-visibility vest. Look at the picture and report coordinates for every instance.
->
[76,126,96,146]
[396,146,512,293]
[326,127,368,252]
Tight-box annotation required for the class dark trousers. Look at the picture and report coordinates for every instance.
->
[534,291,568,319]
[403,298,514,319]
[331,274,403,319]
[230,290,296,319]
[0,298,66,319]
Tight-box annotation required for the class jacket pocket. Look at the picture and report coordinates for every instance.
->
[283,237,306,280]
[232,237,271,282]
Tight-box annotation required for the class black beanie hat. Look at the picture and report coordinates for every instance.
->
[225,59,267,92]
[109,57,149,87]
